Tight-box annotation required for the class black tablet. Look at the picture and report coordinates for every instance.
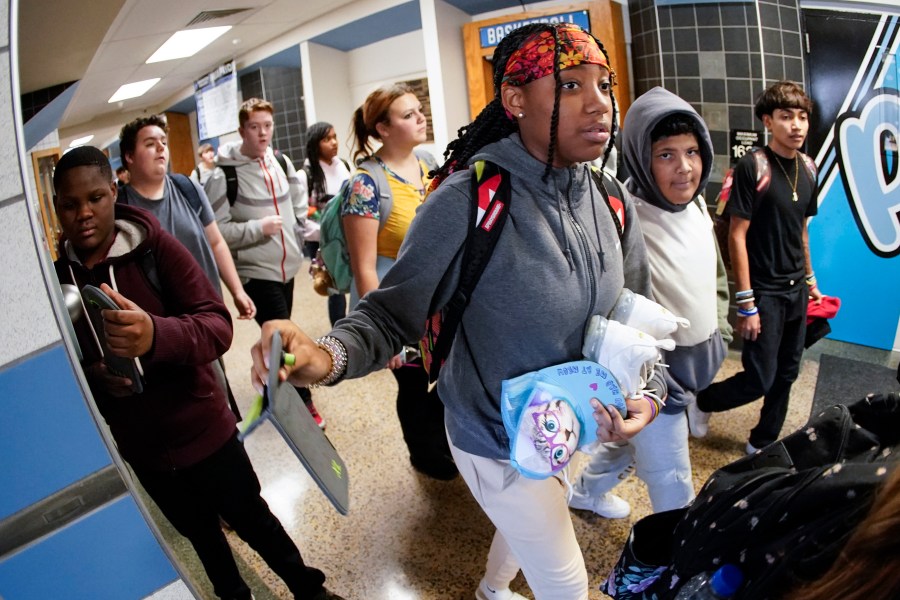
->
[81,285,144,394]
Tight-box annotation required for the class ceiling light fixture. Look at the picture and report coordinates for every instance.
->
[68,134,94,147]
[108,78,161,103]
[146,26,232,63]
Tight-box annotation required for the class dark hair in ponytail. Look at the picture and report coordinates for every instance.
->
[304,121,334,200]
[432,23,617,185]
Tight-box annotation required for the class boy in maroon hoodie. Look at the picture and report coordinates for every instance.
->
[53,146,342,600]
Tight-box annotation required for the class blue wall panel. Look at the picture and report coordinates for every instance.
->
[0,495,177,599]
[0,345,112,519]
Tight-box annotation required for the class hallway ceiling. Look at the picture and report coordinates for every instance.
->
[16,0,522,149]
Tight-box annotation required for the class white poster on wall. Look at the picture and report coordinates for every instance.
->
[194,61,238,140]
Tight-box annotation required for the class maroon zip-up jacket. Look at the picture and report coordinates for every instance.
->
[55,204,235,471]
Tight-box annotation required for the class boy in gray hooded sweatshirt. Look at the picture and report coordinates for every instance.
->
[571,87,732,515]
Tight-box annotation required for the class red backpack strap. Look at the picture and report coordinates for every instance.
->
[421,160,511,384]
[750,146,771,194]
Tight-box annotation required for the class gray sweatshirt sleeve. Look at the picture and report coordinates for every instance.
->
[206,166,265,250]
[619,186,653,299]
[284,157,308,227]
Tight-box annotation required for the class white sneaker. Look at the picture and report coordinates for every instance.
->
[475,579,527,600]
[686,402,710,438]
[568,489,631,519]
[745,442,760,455]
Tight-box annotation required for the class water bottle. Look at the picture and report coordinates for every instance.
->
[674,564,743,599]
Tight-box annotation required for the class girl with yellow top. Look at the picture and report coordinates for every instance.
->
[341,83,457,481]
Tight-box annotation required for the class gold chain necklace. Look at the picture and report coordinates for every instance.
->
[773,153,800,202]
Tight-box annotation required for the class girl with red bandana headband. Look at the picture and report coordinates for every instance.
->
[252,23,659,599]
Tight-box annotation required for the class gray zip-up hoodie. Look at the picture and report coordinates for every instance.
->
[622,87,731,411]
[330,134,653,459]
[206,143,307,283]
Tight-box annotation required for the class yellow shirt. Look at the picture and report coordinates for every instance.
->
[344,158,432,260]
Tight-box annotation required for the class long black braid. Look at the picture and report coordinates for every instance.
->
[598,43,618,172]
[543,26,563,181]
[304,121,333,202]
[433,23,618,186]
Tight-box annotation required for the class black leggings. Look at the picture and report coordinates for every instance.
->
[243,278,312,404]
[136,436,326,599]
[390,358,450,461]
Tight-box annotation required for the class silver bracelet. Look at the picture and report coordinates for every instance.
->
[310,335,347,388]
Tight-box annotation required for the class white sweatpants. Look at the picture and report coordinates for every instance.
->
[449,438,589,600]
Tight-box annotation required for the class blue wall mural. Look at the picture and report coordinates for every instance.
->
[806,12,900,350]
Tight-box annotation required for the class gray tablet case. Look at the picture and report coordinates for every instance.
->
[80,284,144,394]
[238,331,349,515]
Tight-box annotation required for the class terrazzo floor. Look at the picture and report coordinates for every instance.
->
[141,273,899,600]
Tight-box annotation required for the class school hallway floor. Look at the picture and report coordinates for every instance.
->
[141,272,899,600]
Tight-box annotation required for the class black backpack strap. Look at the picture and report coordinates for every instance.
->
[137,249,162,298]
[589,166,625,240]
[220,165,238,206]
[427,160,511,383]
[274,151,288,175]
[169,173,204,215]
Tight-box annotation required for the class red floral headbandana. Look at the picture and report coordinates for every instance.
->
[501,23,611,88]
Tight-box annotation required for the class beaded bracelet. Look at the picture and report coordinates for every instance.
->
[645,396,660,422]
[738,306,759,317]
[309,335,347,388]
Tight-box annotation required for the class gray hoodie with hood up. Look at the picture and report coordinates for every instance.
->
[622,87,732,412]
[329,134,654,460]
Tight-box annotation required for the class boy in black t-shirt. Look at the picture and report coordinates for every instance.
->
[692,81,825,453]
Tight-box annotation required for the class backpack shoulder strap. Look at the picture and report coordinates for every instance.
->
[799,152,817,186]
[749,146,771,194]
[414,148,439,174]
[426,159,512,383]
[274,151,288,175]
[588,166,625,240]
[169,173,204,215]
[137,249,163,299]
[219,165,238,206]
[357,158,393,231]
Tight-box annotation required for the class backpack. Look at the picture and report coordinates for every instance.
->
[419,163,627,384]
[117,173,204,217]
[315,151,438,295]
[219,151,289,207]
[713,147,817,268]
[605,392,900,600]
